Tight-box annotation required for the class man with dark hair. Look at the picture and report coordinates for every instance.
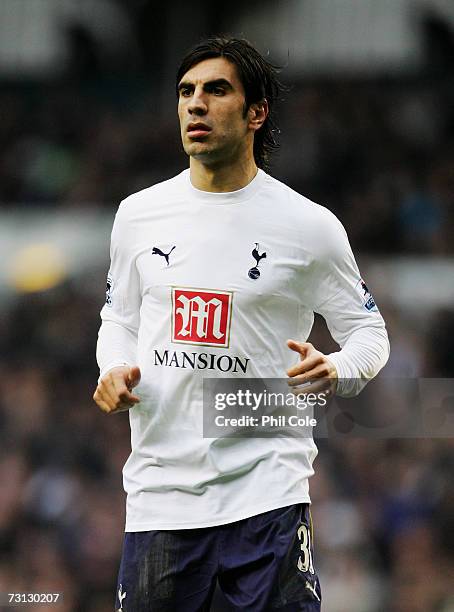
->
[175,36,282,171]
[94,36,389,611]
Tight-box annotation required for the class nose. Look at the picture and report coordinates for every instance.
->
[188,86,208,116]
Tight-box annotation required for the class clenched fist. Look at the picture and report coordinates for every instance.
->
[93,365,141,414]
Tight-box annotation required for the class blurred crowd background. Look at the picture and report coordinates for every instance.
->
[0,1,453,611]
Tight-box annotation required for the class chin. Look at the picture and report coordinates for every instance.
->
[186,144,217,159]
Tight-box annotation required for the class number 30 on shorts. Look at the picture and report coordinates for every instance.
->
[297,523,314,574]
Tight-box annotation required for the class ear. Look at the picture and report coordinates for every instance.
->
[248,99,269,132]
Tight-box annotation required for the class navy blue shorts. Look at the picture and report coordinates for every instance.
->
[115,504,321,611]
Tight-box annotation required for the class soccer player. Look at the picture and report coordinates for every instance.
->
[93,36,389,611]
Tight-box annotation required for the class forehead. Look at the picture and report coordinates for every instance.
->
[180,57,243,91]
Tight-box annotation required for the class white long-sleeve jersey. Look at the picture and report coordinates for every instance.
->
[97,169,389,531]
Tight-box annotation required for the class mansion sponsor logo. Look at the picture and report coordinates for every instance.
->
[172,287,233,348]
[154,349,249,373]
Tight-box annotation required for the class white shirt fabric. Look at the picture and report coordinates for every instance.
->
[97,169,389,531]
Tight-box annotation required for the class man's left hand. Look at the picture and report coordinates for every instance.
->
[286,339,338,395]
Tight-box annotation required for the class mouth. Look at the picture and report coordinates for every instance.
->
[187,123,212,139]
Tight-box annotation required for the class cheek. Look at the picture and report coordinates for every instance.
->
[177,105,185,126]
[218,112,247,138]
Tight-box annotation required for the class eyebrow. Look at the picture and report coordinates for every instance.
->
[177,78,234,92]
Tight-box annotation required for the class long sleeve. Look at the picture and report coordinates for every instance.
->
[96,202,142,379]
[309,210,390,396]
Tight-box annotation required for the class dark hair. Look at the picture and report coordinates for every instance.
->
[176,36,286,172]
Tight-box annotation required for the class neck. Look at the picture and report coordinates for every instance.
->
[189,154,258,193]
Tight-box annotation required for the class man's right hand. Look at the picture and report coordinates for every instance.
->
[93,365,141,414]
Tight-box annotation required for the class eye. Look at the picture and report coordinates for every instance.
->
[213,87,225,96]
[179,87,192,97]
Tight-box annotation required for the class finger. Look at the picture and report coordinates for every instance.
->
[111,374,140,404]
[100,375,121,406]
[287,339,312,357]
[290,377,334,397]
[127,366,141,389]
[288,363,332,387]
[94,386,117,412]
[105,372,140,405]
[287,355,323,378]
[94,394,113,414]
[96,388,135,413]
[100,376,138,410]
[95,394,131,414]
[93,385,110,405]
[108,402,134,414]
